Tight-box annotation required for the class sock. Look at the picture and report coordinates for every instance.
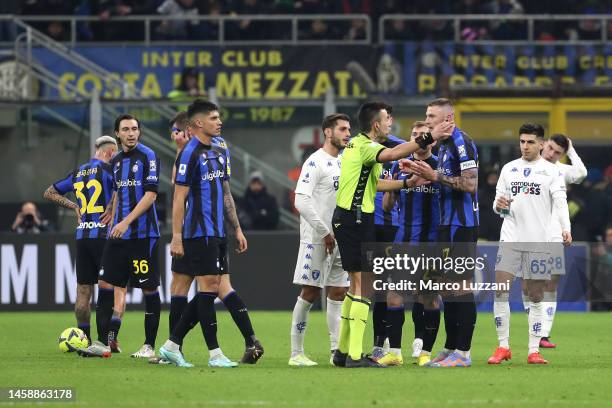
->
[493,300,510,349]
[144,291,161,348]
[528,301,543,354]
[541,292,557,338]
[197,292,219,351]
[338,293,353,354]
[290,296,313,356]
[169,295,188,336]
[422,309,440,352]
[348,296,371,360]
[386,306,405,349]
[412,302,425,340]
[326,298,343,351]
[223,291,257,347]
[522,293,530,312]
[78,323,91,344]
[170,297,198,346]
[443,300,458,351]
[108,316,122,345]
[372,301,387,347]
[455,293,477,352]
[95,288,113,345]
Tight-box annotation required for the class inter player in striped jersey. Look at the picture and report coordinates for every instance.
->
[370,129,404,364]
[79,114,162,358]
[537,134,586,348]
[44,136,118,347]
[488,123,571,365]
[288,113,350,367]
[160,99,253,368]
[151,110,262,366]
[386,121,441,366]
[406,98,479,367]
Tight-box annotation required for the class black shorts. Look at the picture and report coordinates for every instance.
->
[438,225,478,281]
[171,237,228,277]
[332,207,375,273]
[375,225,399,243]
[76,239,106,285]
[100,238,160,289]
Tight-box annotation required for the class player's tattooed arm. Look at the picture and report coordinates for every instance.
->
[222,180,241,230]
[437,168,478,193]
[43,185,79,210]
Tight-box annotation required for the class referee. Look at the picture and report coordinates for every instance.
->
[332,101,453,368]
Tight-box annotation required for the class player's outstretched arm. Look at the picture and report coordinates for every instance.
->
[376,176,428,192]
[377,121,454,163]
[222,180,247,253]
[43,185,81,222]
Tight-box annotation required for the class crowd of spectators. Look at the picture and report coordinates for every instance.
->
[10,0,612,42]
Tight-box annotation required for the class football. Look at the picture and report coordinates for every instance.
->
[58,328,88,352]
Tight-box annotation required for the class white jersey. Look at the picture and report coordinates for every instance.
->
[495,157,567,249]
[550,148,587,242]
[295,148,341,243]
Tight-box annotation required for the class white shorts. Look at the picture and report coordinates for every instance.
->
[293,243,349,288]
[549,242,566,276]
[496,243,552,281]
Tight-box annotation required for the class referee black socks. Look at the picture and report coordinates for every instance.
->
[144,291,161,348]
[223,291,256,347]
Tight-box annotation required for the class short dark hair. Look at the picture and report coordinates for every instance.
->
[518,123,545,138]
[114,114,141,132]
[412,120,427,129]
[187,99,219,120]
[322,113,350,131]
[169,111,189,130]
[427,98,453,108]
[549,133,569,152]
[357,101,392,133]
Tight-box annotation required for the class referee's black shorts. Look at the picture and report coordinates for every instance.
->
[75,238,106,285]
[171,237,228,277]
[100,238,160,289]
[332,207,375,273]
[438,225,478,281]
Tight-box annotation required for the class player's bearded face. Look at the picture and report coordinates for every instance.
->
[329,119,351,149]
[116,119,140,150]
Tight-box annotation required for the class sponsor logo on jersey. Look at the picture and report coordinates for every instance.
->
[117,179,142,188]
[511,167,518,172]
[406,185,440,194]
[201,169,225,181]
[77,221,106,229]
[308,161,316,167]
[303,264,311,270]
[146,175,158,182]
[510,181,541,196]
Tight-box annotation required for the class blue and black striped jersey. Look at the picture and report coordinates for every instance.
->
[53,158,114,239]
[174,136,230,239]
[394,155,440,243]
[437,127,479,227]
[110,143,160,240]
[374,134,404,227]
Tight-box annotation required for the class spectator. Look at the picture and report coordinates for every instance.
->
[156,0,200,40]
[301,19,330,39]
[591,225,612,311]
[168,67,206,101]
[11,202,52,234]
[19,0,78,41]
[240,171,279,230]
[89,0,154,41]
[226,0,275,40]
[384,19,413,41]
[485,0,525,40]
[345,17,366,40]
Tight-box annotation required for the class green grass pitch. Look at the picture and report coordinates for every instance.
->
[0,311,610,407]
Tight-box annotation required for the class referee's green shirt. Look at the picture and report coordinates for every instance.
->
[336,133,385,213]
